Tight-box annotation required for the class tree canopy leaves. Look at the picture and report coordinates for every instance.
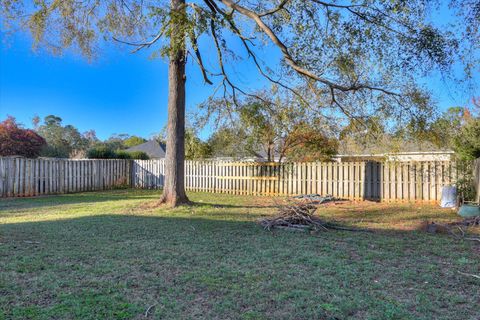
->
[0,116,46,158]
[2,0,477,127]
[201,87,338,161]
[37,115,90,158]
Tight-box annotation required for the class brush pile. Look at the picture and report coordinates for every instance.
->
[259,199,365,232]
[458,216,480,227]
[450,216,480,241]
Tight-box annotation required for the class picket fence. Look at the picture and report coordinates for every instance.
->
[0,157,130,197]
[0,157,463,202]
[132,159,459,202]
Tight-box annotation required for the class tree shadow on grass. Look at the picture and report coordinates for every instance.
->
[0,189,281,212]
[1,213,475,254]
[189,201,279,209]
[1,214,479,320]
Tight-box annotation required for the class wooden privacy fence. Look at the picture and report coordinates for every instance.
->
[131,159,165,189]
[0,157,130,197]
[132,159,459,202]
[0,157,464,202]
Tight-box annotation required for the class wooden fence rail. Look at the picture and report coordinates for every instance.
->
[132,159,459,202]
[0,157,130,197]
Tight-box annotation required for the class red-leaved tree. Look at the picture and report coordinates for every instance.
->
[0,116,46,158]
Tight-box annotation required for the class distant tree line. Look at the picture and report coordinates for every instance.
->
[0,115,149,159]
[338,100,480,161]
[1,99,479,162]
[199,87,480,162]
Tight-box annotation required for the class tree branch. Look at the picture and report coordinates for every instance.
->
[188,22,213,84]
[112,21,169,53]
[219,0,398,95]
[259,0,291,17]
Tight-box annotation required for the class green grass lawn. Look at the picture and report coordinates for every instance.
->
[1,190,479,320]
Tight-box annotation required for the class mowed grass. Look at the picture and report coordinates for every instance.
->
[0,190,479,320]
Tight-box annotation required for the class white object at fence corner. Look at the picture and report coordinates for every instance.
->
[440,186,457,208]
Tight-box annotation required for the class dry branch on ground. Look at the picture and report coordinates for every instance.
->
[424,216,480,242]
[259,198,367,233]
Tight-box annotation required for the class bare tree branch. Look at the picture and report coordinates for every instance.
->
[188,29,213,84]
[112,21,169,53]
[310,0,411,37]
[219,0,398,96]
[259,0,291,17]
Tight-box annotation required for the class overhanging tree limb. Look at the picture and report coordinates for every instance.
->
[218,0,399,95]
[112,21,169,53]
[258,0,291,17]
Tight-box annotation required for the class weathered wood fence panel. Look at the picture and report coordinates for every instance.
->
[0,157,130,197]
[1,157,464,202]
[131,159,458,202]
[474,157,480,203]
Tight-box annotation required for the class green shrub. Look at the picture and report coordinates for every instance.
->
[115,150,132,159]
[453,118,480,160]
[126,151,149,160]
[87,146,116,159]
[454,159,477,201]
[86,147,149,160]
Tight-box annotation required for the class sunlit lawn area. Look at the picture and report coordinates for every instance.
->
[0,189,479,320]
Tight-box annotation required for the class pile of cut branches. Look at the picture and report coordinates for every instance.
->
[450,216,480,242]
[457,216,480,227]
[259,200,366,232]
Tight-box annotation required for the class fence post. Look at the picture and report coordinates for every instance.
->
[59,159,64,193]
[0,157,4,197]
[474,158,480,203]
[360,161,366,200]
[126,159,132,187]
[12,158,18,196]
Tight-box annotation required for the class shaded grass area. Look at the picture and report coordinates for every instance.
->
[0,190,479,320]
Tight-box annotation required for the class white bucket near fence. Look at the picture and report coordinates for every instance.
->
[440,186,457,208]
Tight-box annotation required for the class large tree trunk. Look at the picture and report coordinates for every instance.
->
[160,0,189,206]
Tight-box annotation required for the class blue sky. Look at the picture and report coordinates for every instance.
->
[0,30,272,140]
[0,13,477,141]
